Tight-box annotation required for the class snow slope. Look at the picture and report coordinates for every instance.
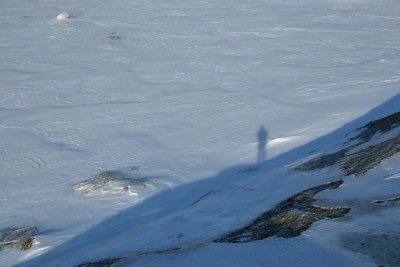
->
[15,95,400,267]
[0,0,399,266]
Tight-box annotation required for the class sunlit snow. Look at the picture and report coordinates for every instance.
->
[1,0,399,266]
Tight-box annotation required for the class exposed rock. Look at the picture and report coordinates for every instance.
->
[74,247,189,267]
[107,33,122,40]
[373,195,400,205]
[74,166,178,197]
[341,134,400,176]
[346,112,400,144]
[295,112,400,176]
[74,169,154,196]
[0,226,38,251]
[214,180,350,243]
[294,149,348,172]
[75,258,124,267]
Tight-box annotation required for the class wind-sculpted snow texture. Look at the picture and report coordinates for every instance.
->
[1,0,400,266]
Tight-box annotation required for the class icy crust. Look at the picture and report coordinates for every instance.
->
[74,167,180,197]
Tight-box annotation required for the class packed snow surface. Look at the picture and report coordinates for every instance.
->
[0,0,399,266]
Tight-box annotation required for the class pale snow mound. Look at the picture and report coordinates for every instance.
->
[56,12,72,21]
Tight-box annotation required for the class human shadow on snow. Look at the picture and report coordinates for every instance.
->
[17,94,400,267]
[257,126,268,167]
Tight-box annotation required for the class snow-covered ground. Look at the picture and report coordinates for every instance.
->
[1,0,399,266]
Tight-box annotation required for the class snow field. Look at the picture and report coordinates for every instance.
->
[0,0,400,266]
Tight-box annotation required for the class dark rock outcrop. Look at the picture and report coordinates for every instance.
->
[214,180,350,243]
[74,247,191,267]
[75,258,124,267]
[0,226,38,251]
[341,135,400,176]
[373,195,400,205]
[295,112,400,176]
[295,149,349,172]
[346,112,400,144]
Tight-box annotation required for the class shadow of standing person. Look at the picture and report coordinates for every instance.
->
[238,126,269,173]
[257,126,268,167]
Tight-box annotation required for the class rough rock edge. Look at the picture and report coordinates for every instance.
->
[0,226,38,251]
[373,195,400,204]
[214,179,350,243]
[346,112,400,143]
[295,112,400,176]
[74,170,150,195]
[74,246,196,267]
[75,258,124,267]
[341,135,400,176]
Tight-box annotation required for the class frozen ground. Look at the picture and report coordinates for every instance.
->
[0,0,399,266]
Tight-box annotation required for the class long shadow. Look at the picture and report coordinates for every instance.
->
[17,94,400,267]
[257,126,268,166]
[238,125,268,173]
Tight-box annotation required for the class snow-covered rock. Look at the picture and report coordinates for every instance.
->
[56,12,71,21]
[0,227,38,252]
[74,167,179,197]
